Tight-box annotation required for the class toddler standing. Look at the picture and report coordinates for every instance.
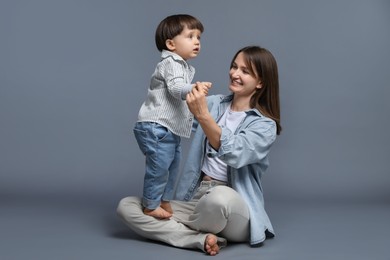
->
[134,14,211,219]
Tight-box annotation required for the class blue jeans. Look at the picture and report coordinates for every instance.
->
[133,122,181,210]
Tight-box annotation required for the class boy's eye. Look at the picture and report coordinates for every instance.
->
[189,34,200,40]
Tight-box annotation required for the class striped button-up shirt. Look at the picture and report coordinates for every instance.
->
[137,50,195,138]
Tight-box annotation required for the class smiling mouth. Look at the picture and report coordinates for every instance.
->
[231,79,242,85]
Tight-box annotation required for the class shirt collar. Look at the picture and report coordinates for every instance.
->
[161,50,186,62]
[220,94,263,117]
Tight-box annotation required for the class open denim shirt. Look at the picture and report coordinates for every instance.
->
[174,94,277,246]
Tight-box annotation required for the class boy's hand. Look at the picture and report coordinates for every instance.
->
[195,81,212,95]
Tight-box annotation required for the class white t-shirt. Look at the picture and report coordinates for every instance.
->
[201,106,246,181]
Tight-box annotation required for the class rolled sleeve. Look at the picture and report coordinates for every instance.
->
[206,126,233,158]
[207,117,277,169]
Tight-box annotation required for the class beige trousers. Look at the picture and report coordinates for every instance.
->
[117,181,250,252]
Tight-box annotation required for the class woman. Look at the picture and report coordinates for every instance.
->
[117,46,281,256]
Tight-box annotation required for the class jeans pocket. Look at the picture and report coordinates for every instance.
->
[152,124,169,141]
[133,126,148,154]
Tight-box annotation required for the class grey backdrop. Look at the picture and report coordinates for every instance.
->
[1,0,389,203]
[1,1,390,259]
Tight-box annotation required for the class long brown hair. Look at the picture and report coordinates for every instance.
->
[231,46,282,135]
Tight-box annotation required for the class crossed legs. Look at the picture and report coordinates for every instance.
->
[117,184,250,255]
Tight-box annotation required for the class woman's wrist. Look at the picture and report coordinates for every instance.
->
[195,111,212,123]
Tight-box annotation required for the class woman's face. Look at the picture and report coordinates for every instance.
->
[229,52,262,98]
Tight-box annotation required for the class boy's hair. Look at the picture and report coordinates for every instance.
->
[155,14,204,52]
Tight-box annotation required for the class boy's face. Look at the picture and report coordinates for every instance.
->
[166,26,201,60]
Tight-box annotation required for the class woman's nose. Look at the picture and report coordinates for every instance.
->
[231,71,240,78]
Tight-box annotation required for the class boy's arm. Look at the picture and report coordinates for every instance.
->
[162,59,194,100]
[180,83,196,100]
[162,58,212,100]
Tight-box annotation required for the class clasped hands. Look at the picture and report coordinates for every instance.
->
[186,81,212,119]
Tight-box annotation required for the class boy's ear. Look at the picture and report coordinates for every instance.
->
[165,39,175,51]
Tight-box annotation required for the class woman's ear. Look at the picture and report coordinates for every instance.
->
[256,82,263,89]
[165,39,175,51]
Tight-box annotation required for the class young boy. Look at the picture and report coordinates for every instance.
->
[134,14,211,219]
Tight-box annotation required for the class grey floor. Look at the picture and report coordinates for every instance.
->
[1,194,389,260]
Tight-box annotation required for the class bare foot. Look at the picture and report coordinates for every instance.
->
[143,206,172,219]
[160,201,173,214]
[204,234,220,256]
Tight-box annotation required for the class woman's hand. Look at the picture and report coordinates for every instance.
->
[186,83,221,150]
[190,81,212,96]
[187,82,209,119]
[197,81,212,95]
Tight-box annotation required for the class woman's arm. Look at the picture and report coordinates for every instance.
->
[205,114,276,169]
[186,84,221,150]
